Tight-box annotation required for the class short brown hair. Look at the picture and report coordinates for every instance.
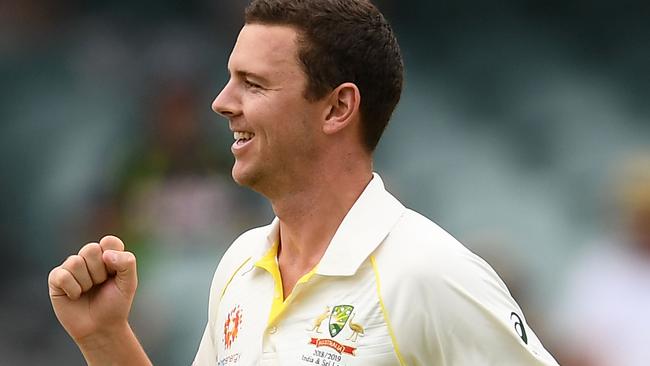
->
[245,0,403,152]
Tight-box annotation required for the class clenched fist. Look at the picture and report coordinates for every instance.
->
[48,236,151,365]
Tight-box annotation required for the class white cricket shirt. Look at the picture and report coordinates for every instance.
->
[193,173,558,366]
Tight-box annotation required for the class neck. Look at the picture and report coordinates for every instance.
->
[260,136,373,298]
[271,164,372,271]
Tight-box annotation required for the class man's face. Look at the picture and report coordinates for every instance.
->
[212,24,324,192]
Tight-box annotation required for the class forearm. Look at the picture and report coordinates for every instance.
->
[77,323,153,366]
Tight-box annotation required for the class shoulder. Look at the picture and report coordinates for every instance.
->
[205,223,273,314]
[213,223,271,282]
[381,208,467,258]
[375,209,503,290]
[220,224,270,267]
[195,222,274,362]
[372,209,559,365]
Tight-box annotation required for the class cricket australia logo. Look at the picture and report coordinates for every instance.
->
[329,305,354,337]
[304,304,362,360]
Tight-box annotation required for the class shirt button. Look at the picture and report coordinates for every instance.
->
[268,326,278,334]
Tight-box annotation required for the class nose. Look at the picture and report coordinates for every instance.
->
[211,80,241,119]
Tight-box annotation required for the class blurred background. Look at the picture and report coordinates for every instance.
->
[1,0,649,364]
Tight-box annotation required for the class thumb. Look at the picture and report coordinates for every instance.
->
[103,250,138,296]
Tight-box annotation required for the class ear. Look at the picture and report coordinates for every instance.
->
[322,82,361,135]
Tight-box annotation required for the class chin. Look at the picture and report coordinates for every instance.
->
[231,166,248,186]
[231,163,260,188]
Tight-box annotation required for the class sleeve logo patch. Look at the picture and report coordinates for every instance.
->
[510,312,528,344]
[223,305,243,349]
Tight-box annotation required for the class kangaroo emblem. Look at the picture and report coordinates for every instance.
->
[309,306,331,333]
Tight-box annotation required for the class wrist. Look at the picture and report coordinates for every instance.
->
[75,322,151,366]
[76,322,152,366]
[75,321,132,351]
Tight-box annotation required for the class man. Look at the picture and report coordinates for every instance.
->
[48,0,559,365]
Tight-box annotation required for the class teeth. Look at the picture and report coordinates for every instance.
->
[233,131,254,141]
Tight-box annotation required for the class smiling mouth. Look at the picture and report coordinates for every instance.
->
[233,131,255,146]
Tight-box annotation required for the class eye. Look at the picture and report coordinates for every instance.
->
[243,79,263,89]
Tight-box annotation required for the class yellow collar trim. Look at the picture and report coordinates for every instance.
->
[255,242,318,326]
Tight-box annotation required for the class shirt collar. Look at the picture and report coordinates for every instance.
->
[316,173,406,276]
[252,173,406,277]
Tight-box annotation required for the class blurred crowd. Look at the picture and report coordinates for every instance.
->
[552,156,650,365]
[1,0,649,364]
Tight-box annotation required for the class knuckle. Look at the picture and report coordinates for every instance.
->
[68,285,81,299]
[90,272,107,285]
[64,255,86,271]
[100,235,125,251]
[80,281,93,292]
[123,251,137,266]
[124,251,136,262]
[51,268,70,287]
[48,267,62,285]
[79,242,101,256]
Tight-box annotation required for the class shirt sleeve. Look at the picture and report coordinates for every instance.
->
[193,320,217,366]
[192,266,221,366]
[191,226,265,365]
[191,240,242,365]
[378,242,559,366]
